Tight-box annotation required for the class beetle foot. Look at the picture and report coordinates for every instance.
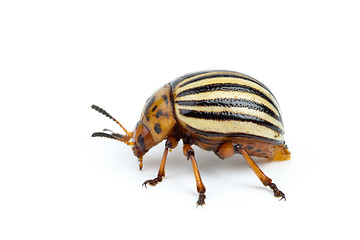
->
[269,183,286,201]
[142,177,162,188]
[196,193,206,207]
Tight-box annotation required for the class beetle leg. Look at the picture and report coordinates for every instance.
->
[142,138,177,187]
[183,144,206,206]
[234,144,286,201]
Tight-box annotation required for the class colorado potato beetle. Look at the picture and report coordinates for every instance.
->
[91,70,291,206]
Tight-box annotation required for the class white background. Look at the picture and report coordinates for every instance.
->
[1,1,359,239]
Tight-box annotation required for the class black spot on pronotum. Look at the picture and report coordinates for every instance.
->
[152,105,157,112]
[146,116,150,122]
[138,134,146,150]
[144,96,156,115]
[154,123,162,134]
[247,145,254,150]
[162,95,168,104]
[156,110,164,118]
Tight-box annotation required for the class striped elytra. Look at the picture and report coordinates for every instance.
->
[169,71,287,155]
[91,70,290,206]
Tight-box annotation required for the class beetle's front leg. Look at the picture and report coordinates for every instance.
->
[142,138,177,187]
[183,144,206,206]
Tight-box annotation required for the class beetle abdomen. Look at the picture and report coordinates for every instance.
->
[170,71,285,145]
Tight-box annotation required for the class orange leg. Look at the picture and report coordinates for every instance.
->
[183,144,206,206]
[142,138,177,187]
[234,144,286,200]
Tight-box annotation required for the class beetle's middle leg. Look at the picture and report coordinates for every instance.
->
[183,144,206,206]
[142,138,177,187]
[234,144,286,200]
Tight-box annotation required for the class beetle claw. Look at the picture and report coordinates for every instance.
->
[269,183,286,201]
[142,177,162,188]
[196,193,206,207]
[277,191,286,201]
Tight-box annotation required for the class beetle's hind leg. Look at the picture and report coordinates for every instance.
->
[142,138,177,187]
[234,144,286,200]
[183,144,206,206]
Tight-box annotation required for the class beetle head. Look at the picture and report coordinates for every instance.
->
[91,84,177,170]
[132,121,156,158]
[91,104,145,168]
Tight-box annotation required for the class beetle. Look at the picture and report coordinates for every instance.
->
[91,70,291,206]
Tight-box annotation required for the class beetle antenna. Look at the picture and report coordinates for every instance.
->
[91,132,134,146]
[103,128,125,139]
[91,105,132,136]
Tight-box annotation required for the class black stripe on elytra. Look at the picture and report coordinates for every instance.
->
[186,125,284,145]
[177,72,272,94]
[179,109,284,135]
[176,83,279,113]
[169,71,214,89]
[176,98,282,122]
